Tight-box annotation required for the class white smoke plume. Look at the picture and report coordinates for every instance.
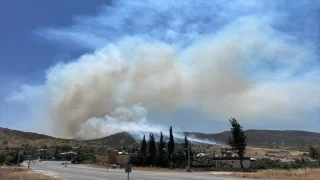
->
[7,0,320,139]
[129,131,218,146]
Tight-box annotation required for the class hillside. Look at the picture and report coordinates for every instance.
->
[245,129,320,150]
[0,127,89,149]
[1,127,319,151]
[186,130,320,150]
[0,127,54,140]
[90,130,320,151]
[85,132,139,149]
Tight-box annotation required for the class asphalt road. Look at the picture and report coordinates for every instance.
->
[30,161,255,180]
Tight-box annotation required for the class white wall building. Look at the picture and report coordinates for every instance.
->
[213,157,251,168]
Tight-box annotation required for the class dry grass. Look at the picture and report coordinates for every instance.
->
[0,167,59,180]
[232,169,320,180]
[290,150,309,156]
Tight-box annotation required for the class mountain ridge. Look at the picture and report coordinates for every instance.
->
[1,127,319,151]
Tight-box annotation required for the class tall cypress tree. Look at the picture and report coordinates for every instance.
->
[148,133,157,166]
[183,136,189,149]
[158,131,166,167]
[227,117,247,168]
[139,135,147,166]
[167,126,175,165]
[183,136,189,162]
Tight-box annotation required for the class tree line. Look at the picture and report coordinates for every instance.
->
[0,144,98,166]
[130,126,194,168]
[129,118,249,169]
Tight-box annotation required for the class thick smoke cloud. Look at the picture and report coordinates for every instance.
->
[8,0,320,139]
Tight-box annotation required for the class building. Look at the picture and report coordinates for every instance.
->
[197,153,214,157]
[36,148,48,152]
[107,150,136,165]
[108,150,118,164]
[117,152,132,165]
[60,151,77,155]
[196,150,252,169]
[213,157,251,168]
[95,154,108,163]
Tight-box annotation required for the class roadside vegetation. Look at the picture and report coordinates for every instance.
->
[0,168,59,180]
[232,169,320,180]
[250,157,319,170]
[0,150,24,165]
[230,131,320,180]
[0,144,97,166]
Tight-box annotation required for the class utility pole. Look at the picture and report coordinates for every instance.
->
[28,145,33,169]
[17,149,20,166]
[28,158,31,168]
[28,148,31,169]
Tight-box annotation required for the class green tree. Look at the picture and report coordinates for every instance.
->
[5,155,13,165]
[157,131,166,167]
[167,126,175,161]
[54,145,60,159]
[309,146,320,159]
[41,145,48,160]
[18,152,24,163]
[227,117,247,168]
[183,135,194,166]
[0,153,5,164]
[139,135,147,166]
[148,133,157,166]
[183,136,189,161]
[3,150,24,165]
[72,146,85,164]
[172,148,187,168]
[60,144,72,152]
[308,145,320,165]
[14,149,24,164]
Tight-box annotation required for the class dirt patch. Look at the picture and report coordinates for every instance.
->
[0,167,59,180]
[232,169,320,180]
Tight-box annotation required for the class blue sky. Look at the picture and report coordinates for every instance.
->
[0,0,319,138]
[0,0,108,128]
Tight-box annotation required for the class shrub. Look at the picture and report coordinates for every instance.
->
[0,153,5,164]
[192,156,215,168]
[250,158,318,170]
